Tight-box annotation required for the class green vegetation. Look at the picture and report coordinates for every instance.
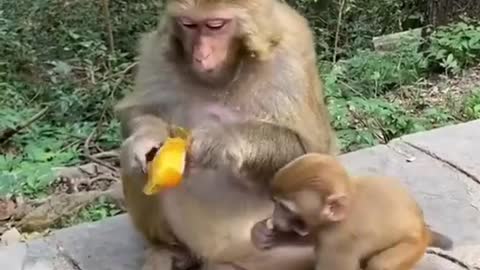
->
[0,0,479,226]
[59,197,123,228]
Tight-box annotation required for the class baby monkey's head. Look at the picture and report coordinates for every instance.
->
[269,153,353,233]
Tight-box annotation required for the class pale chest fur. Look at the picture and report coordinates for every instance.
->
[162,169,273,261]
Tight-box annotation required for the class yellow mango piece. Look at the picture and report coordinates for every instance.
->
[143,137,189,195]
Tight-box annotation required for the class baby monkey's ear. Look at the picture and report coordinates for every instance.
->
[322,193,349,222]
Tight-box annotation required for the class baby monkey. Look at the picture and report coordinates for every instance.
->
[251,153,453,270]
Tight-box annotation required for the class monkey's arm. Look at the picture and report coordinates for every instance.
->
[117,109,168,139]
[114,31,181,140]
[114,85,182,140]
[225,121,311,180]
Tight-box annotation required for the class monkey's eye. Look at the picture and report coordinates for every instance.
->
[178,17,197,29]
[206,19,229,30]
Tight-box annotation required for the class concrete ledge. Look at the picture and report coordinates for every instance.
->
[0,215,146,270]
[340,141,480,245]
[401,119,480,181]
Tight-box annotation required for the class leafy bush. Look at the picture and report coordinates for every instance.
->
[463,89,480,120]
[322,40,459,152]
[426,20,480,74]
[322,39,428,98]
[287,0,427,60]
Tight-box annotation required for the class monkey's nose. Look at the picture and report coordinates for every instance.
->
[194,54,211,63]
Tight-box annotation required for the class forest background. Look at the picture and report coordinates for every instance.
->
[0,0,479,236]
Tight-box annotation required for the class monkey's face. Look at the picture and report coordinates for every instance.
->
[175,12,241,81]
[273,189,329,232]
[272,198,309,236]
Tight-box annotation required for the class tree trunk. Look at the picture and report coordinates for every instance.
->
[428,0,480,26]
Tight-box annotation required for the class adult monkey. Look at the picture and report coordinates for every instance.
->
[115,0,336,269]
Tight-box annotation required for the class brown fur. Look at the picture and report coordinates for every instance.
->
[258,153,452,270]
[116,0,336,269]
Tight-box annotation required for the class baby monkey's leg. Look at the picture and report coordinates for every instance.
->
[315,249,359,270]
[365,238,428,270]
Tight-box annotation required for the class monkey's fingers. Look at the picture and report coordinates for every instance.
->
[251,221,276,250]
[144,146,161,173]
[266,218,274,230]
[171,253,201,270]
[134,154,148,174]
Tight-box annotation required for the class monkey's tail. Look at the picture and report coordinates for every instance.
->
[428,229,453,250]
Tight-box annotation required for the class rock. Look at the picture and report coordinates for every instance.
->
[49,215,146,270]
[0,198,16,221]
[1,228,21,246]
[372,28,423,53]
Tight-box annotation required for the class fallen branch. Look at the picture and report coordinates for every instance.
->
[91,150,119,160]
[101,0,114,55]
[332,0,347,63]
[0,107,49,144]
[83,128,119,175]
[89,175,119,184]
[17,191,103,232]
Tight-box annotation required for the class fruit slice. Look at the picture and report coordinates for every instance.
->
[143,137,189,195]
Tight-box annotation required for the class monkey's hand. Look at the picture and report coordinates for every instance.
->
[251,219,277,250]
[251,219,314,250]
[121,131,165,175]
[187,126,243,175]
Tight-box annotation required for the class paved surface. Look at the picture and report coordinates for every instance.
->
[1,120,480,270]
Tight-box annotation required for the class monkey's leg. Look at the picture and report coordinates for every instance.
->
[365,239,428,270]
[122,173,177,244]
[314,249,359,270]
[142,247,176,270]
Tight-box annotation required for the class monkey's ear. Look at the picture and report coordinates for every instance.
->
[322,193,349,222]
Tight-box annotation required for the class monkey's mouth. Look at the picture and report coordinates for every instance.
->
[291,218,309,236]
[146,146,161,163]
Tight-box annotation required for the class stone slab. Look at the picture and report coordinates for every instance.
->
[400,119,480,181]
[0,231,474,270]
[449,244,480,267]
[0,240,79,270]
[415,253,466,270]
[0,218,475,270]
[0,215,147,270]
[51,215,146,270]
[339,142,480,245]
[0,244,26,270]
